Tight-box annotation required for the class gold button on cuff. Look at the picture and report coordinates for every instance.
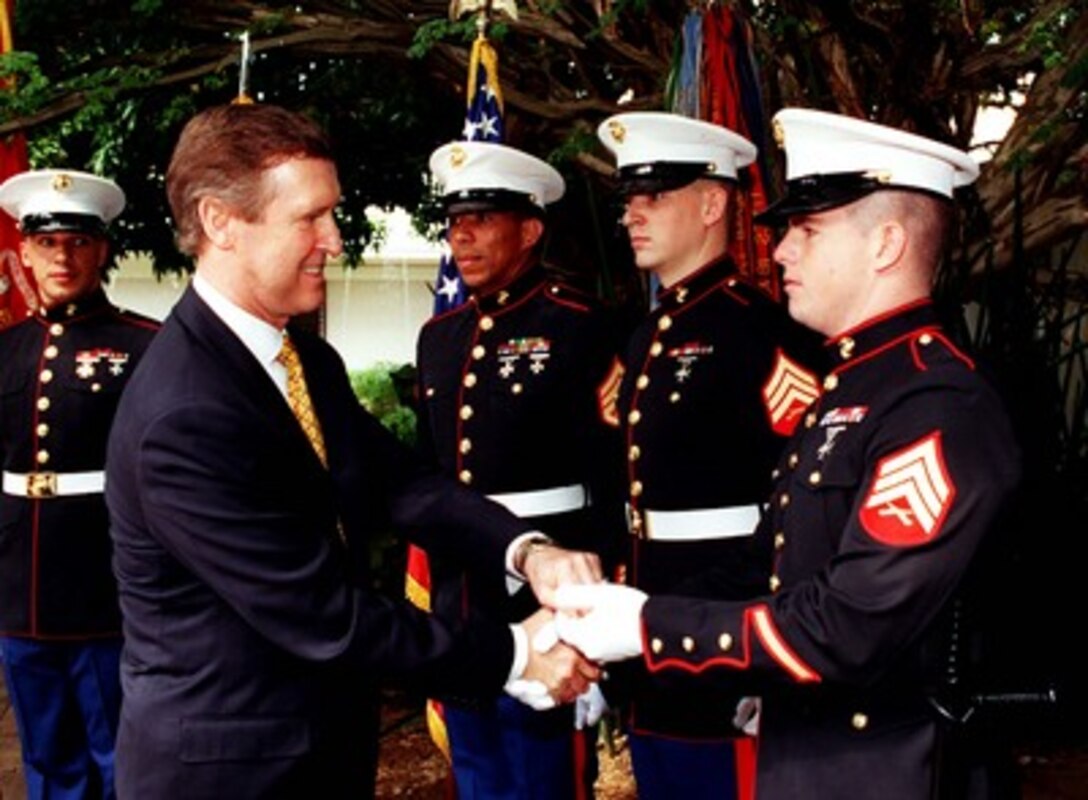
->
[651,638,663,654]
[628,410,641,425]
[918,333,933,346]
[44,345,59,360]
[36,423,49,438]
[463,373,477,388]
[769,575,781,592]
[37,397,50,412]
[649,342,664,357]
[682,636,695,653]
[718,633,733,652]
[809,471,822,485]
[459,405,474,420]
[511,383,523,394]
[727,278,737,287]
[630,480,643,497]
[636,374,650,390]
[629,445,641,461]
[459,438,472,455]
[36,450,50,465]
[851,712,869,730]
[479,316,494,331]
[823,374,839,391]
[49,323,64,336]
[658,315,673,331]
[40,369,54,383]
[459,470,473,484]
[472,345,486,360]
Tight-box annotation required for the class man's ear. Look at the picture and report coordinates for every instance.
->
[19,239,31,268]
[872,220,907,273]
[521,216,545,250]
[197,196,236,250]
[700,182,728,227]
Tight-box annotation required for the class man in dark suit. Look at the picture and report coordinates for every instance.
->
[105,103,600,800]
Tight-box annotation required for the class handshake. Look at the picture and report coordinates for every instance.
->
[502,542,649,724]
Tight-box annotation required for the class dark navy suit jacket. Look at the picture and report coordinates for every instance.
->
[106,286,528,798]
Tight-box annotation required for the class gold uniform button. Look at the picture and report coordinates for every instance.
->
[669,391,681,403]
[823,374,839,391]
[851,712,869,731]
[657,315,672,332]
[774,532,786,550]
[727,278,737,287]
[630,480,643,497]
[779,493,790,508]
[40,369,54,383]
[805,412,817,428]
[769,575,781,592]
[649,342,664,357]
[636,374,650,390]
[628,445,641,461]
[459,438,472,455]
[809,471,822,485]
[36,423,49,438]
[49,323,64,336]
[511,383,523,394]
[37,397,50,412]
[459,470,473,485]
[44,345,59,360]
[788,452,799,468]
[628,409,641,426]
[463,373,477,388]
[681,636,695,653]
[479,316,494,331]
[91,383,102,393]
[771,468,781,480]
[651,638,663,654]
[36,450,50,465]
[425,386,436,398]
[918,333,933,346]
[459,405,474,420]
[472,345,486,360]
[718,633,733,652]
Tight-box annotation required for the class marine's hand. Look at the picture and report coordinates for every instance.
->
[506,607,600,709]
[521,544,602,608]
[554,582,648,662]
[574,682,608,730]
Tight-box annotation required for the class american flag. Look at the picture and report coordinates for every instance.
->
[431,35,505,315]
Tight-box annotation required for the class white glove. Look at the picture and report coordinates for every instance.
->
[574,682,607,730]
[733,696,761,736]
[553,582,648,662]
[504,678,557,711]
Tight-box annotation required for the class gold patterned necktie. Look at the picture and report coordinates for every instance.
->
[276,334,328,468]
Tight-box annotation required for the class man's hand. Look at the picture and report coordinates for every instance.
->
[553,583,648,662]
[505,607,600,709]
[520,542,602,608]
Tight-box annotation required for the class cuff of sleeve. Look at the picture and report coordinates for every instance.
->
[505,531,554,580]
[508,623,528,683]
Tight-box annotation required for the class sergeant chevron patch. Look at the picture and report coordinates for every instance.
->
[597,357,624,428]
[762,349,820,436]
[859,432,955,546]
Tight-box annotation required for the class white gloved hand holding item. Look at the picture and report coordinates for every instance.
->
[574,682,607,730]
[553,582,648,662]
[505,678,557,711]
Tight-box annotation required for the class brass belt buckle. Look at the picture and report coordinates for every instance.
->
[27,472,57,499]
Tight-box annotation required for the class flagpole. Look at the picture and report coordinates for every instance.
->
[234,31,254,105]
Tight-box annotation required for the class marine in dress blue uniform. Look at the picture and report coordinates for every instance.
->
[417,141,626,799]
[556,109,1022,800]
[0,170,159,800]
[596,112,824,800]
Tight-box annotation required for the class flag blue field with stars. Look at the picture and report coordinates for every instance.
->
[432,35,505,315]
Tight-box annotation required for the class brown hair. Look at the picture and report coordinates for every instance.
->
[166,104,334,256]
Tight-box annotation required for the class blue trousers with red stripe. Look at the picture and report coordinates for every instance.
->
[445,695,597,799]
[0,637,122,800]
[629,732,743,800]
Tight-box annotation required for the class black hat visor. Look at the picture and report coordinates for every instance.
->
[20,212,108,236]
[755,171,890,226]
[616,161,731,197]
[444,188,544,219]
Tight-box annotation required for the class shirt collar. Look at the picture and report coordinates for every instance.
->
[192,273,285,371]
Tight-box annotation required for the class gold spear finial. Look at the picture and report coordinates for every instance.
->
[449,0,519,24]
